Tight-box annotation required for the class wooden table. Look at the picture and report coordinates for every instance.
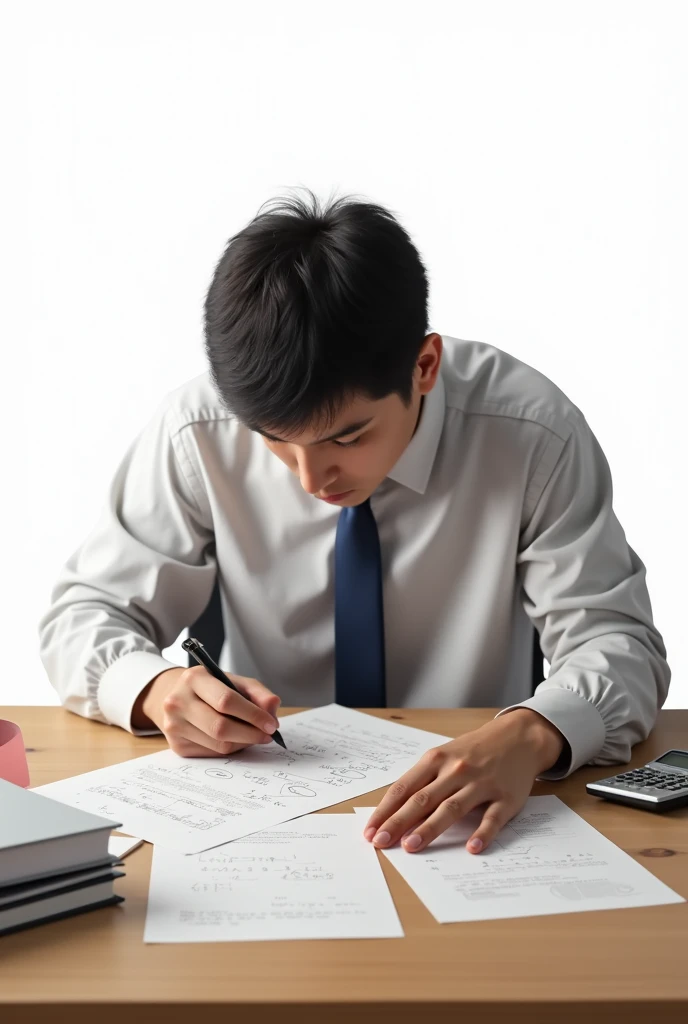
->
[1,706,687,1024]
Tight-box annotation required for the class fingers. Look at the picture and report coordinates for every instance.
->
[363,750,441,841]
[184,692,275,751]
[162,671,276,755]
[464,802,513,854]
[399,797,513,855]
[368,763,476,849]
[230,672,282,722]
[159,667,282,758]
[396,785,484,851]
[163,714,269,758]
[363,742,512,854]
[191,669,278,734]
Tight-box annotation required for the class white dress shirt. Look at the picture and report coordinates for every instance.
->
[38,335,670,779]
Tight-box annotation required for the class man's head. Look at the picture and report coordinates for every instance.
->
[204,189,442,505]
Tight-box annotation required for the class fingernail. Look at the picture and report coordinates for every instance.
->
[263,720,276,733]
[403,833,422,851]
[363,826,376,841]
[260,733,273,743]
[373,830,391,847]
[467,838,483,853]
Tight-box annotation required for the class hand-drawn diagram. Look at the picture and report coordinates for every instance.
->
[280,783,317,797]
[273,771,317,797]
[204,768,233,780]
[321,761,377,780]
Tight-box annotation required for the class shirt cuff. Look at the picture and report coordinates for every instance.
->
[98,651,180,735]
[494,686,607,780]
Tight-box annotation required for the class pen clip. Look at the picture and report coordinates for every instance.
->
[181,637,204,655]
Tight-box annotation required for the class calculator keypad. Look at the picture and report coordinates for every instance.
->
[611,768,688,794]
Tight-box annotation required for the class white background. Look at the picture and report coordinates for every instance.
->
[1,0,685,708]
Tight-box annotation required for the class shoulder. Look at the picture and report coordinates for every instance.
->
[153,371,238,438]
[439,334,584,444]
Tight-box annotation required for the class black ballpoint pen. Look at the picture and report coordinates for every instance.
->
[181,636,287,749]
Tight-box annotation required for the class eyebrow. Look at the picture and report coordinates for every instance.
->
[258,417,374,446]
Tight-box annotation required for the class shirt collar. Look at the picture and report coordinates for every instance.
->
[386,371,446,494]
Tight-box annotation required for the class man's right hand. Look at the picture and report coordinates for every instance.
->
[131,666,281,757]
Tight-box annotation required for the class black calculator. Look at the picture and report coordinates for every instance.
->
[586,748,688,812]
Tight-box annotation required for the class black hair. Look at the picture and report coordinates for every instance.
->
[203,187,430,436]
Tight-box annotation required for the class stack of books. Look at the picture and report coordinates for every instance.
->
[0,778,124,936]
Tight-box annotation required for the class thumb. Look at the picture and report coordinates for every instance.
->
[229,673,281,722]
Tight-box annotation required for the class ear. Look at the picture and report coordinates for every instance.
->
[416,333,443,394]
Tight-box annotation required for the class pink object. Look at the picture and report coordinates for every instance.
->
[0,719,30,787]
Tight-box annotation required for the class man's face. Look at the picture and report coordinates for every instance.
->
[255,333,442,506]
[257,389,422,506]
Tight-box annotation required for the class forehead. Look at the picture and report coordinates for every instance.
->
[259,393,389,446]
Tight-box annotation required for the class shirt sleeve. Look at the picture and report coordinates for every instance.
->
[495,410,671,779]
[37,400,217,734]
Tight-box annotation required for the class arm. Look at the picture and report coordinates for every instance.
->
[497,409,671,777]
[365,408,670,855]
[37,399,217,734]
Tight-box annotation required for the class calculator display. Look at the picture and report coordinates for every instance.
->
[656,750,688,770]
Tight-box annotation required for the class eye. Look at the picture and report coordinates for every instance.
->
[333,436,361,448]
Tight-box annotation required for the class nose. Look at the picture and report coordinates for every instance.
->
[294,448,336,496]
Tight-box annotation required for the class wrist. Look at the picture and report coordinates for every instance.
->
[501,708,566,774]
[131,667,184,731]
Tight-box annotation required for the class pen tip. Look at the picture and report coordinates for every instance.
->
[274,732,287,749]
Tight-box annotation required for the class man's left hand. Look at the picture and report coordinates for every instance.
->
[364,709,565,854]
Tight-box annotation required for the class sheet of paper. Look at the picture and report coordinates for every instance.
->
[34,705,450,854]
[144,813,404,942]
[108,835,143,858]
[353,798,685,922]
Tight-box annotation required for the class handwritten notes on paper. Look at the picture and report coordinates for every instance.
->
[354,798,685,922]
[144,814,404,942]
[34,705,450,854]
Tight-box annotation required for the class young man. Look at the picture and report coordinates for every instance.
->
[39,190,670,857]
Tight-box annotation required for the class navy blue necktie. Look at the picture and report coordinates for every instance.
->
[334,498,386,707]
